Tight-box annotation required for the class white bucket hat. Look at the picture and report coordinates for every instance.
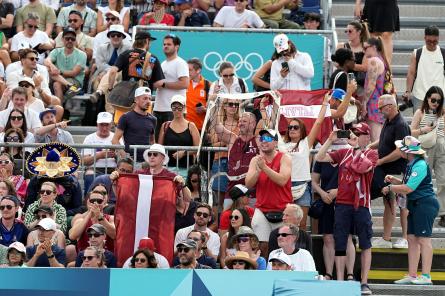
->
[143,144,169,165]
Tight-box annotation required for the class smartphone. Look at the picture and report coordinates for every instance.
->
[337,130,351,139]
[347,73,355,83]
[281,61,289,69]
[196,102,203,107]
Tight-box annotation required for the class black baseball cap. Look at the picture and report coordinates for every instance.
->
[63,27,77,37]
[135,31,156,41]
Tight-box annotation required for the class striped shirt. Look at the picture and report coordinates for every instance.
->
[419,112,445,138]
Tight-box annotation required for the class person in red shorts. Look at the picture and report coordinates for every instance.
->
[315,122,378,295]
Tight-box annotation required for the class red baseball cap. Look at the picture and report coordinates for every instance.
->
[138,237,156,252]
[351,122,370,135]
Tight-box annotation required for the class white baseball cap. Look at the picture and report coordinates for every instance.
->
[8,242,26,254]
[135,87,151,98]
[273,34,289,53]
[268,250,292,266]
[97,112,113,124]
[37,217,57,231]
[143,144,169,165]
[171,95,186,106]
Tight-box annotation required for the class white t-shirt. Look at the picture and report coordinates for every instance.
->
[6,63,50,83]
[10,31,51,64]
[0,107,41,131]
[267,248,316,271]
[122,252,170,268]
[285,137,311,182]
[154,56,189,112]
[209,76,248,95]
[174,225,220,256]
[214,6,264,28]
[7,98,45,114]
[82,131,122,168]
[98,6,130,24]
[270,52,314,91]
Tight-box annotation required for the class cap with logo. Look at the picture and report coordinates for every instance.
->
[134,87,151,97]
[97,112,113,124]
[37,217,57,231]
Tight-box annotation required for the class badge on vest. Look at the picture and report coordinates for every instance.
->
[411,172,418,177]
[200,90,205,97]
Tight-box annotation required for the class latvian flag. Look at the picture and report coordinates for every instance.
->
[114,174,177,267]
[279,89,333,144]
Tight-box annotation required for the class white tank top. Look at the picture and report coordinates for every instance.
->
[412,46,445,100]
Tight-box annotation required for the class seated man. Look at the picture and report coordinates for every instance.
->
[173,229,217,268]
[44,27,86,103]
[303,12,321,30]
[0,195,28,247]
[14,0,56,36]
[34,108,73,143]
[26,218,66,267]
[173,0,210,27]
[173,239,212,269]
[268,250,292,270]
[213,0,264,28]
[56,0,97,37]
[254,0,301,29]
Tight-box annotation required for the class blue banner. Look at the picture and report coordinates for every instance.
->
[143,28,326,90]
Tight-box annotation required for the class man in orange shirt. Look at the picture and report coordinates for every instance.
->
[185,58,210,131]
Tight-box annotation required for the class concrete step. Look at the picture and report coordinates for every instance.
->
[368,283,445,296]
[333,0,445,5]
[335,16,445,29]
[332,3,445,18]
[336,28,443,43]
[372,227,445,238]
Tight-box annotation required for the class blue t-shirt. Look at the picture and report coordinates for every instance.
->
[0,219,29,247]
[26,245,66,267]
[312,161,339,191]
[257,256,267,270]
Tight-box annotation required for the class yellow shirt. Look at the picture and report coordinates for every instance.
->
[255,0,283,21]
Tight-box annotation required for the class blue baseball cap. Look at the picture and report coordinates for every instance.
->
[174,0,192,4]
[331,88,346,101]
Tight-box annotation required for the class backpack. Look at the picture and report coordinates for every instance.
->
[128,49,155,81]
[414,47,445,81]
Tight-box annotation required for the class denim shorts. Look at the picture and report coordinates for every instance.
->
[211,158,229,192]
[293,181,312,207]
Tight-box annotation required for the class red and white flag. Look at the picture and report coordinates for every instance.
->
[279,89,333,144]
[114,174,177,267]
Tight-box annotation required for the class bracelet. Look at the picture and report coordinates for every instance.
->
[47,254,55,259]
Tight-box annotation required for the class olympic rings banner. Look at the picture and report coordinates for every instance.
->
[135,27,327,90]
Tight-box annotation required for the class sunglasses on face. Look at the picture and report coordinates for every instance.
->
[26,56,37,62]
[64,37,76,42]
[106,17,118,22]
[171,106,184,111]
[237,236,250,243]
[93,190,107,196]
[134,257,147,263]
[6,136,20,142]
[0,205,13,210]
[0,160,11,165]
[39,189,54,195]
[146,152,159,158]
[37,214,47,219]
[118,168,132,173]
[277,232,293,238]
[260,135,274,143]
[190,179,199,183]
[26,24,38,29]
[89,198,104,205]
[177,247,191,253]
[196,211,209,218]
[344,29,353,34]
[225,102,239,108]
[68,19,79,23]
[232,260,246,265]
[430,98,442,104]
[230,215,240,220]
[82,255,95,261]
[10,116,23,121]
[110,33,123,38]
[288,125,300,131]
[88,233,102,238]
[222,73,235,78]
[18,82,32,88]
[378,104,392,111]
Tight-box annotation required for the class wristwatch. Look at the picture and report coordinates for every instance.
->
[47,254,55,259]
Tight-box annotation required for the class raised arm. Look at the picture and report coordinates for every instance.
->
[307,93,330,148]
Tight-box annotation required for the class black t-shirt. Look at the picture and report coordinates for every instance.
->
[329,70,348,91]
[175,201,198,233]
[0,2,14,38]
[378,113,411,174]
[114,48,164,89]
[313,161,339,191]
[117,110,157,162]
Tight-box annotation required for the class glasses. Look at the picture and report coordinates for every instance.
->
[106,17,118,22]
[26,24,38,29]
[39,189,54,195]
[37,214,47,219]
[430,98,442,104]
[134,257,147,263]
[232,260,246,265]
[222,73,235,78]
[88,233,102,238]
[93,190,108,196]
[0,205,13,210]
[89,198,104,205]
[6,136,20,142]
[237,236,250,243]
[288,125,300,131]
[196,211,209,218]
[26,56,37,61]
[118,168,132,173]
[277,233,294,238]
[225,102,239,108]
[0,160,10,165]
[344,29,353,34]
[82,256,95,261]
[68,19,79,23]
[171,106,184,111]
[378,104,392,111]
[64,37,76,42]
[177,247,191,253]
[146,152,159,158]
[110,33,123,38]
[229,215,240,220]
[18,83,32,88]
[260,135,274,143]
[190,179,199,183]
[10,116,23,121]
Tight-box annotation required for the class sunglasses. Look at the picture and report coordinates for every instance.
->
[344,29,353,33]
[288,125,300,131]
[430,98,442,104]
[37,214,47,219]
[277,233,293,238]
[229,215,240,220]
[222,73,235,78]
[6,136,20,142]
[64,37,76,42]
[378,104,392,111]
[39,189,55,195]
[0,205,13,210]
[171,106,184,111]
[118,168,132,173]
[177,247,191,253]
[0,160,11,165]
[26,24,38,29]
[196,211,209,218]
[260,135,274,143]
[18,83,32,88]
[89,198,104,205]
[110,33,123,38]
[88,233,102,238]
[225,102,239,108]
[146,152,159,157]
[26,56,37,61]
[232,260,246,265]
[82,255,95,261]
[237,236,250,243]
[134,257,147,263]
[92,190,107,196]
[190,179,199,183]
[68,19,79,23]
[10,116,23,121]
[106,17,118,22]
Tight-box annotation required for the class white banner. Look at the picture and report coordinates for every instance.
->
[279,104,331,119]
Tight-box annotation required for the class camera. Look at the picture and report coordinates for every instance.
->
[398,99,413,111]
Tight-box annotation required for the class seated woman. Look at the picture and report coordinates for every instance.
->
[224,251,257,270]
[24,181,67,234]
[0,152,27,202]
[130,249,158,268]
[2,128,30,160]
[185,165,204,202]
[0,109,34,152]
[5,242,27,267]
[139,0,174,26]
[231,226,266,270]
[80,246,106,268]
[26,205,66,249]
[219,185,254,236]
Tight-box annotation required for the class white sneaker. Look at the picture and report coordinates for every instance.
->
[394,274,415,284]
[412,275,433,285]
[393,238,408,249]
[372,237,393,248]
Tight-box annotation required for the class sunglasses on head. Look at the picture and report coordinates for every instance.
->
[68,19,78,23]
[110,33,123,38]
[146,152,159,157]
[6,136,20,142]
[288,125,300,131]
[237,236,250,243]
[92,190,107,196]
[0,205,13,210]
[430,98,442,104]
[277,232,293,238]
[0,160,10,165]
[196,211,209,218]
[88,233,102,238]
[64,37,76,42]
[26,24,38,29]
[134,257,147,263]
[229,215,240,220]
[10,116,23,121]
[177,247,191,253]
[232,260,246,265]
[18,82,32,88]
[259,135,274,143]
[39,189,54,195]
[222,73,235,78]
[82,255,95,261]
[171,106,184,111]
[89,198,104,205]
[106,17,118,22]
[225,102,239,108]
